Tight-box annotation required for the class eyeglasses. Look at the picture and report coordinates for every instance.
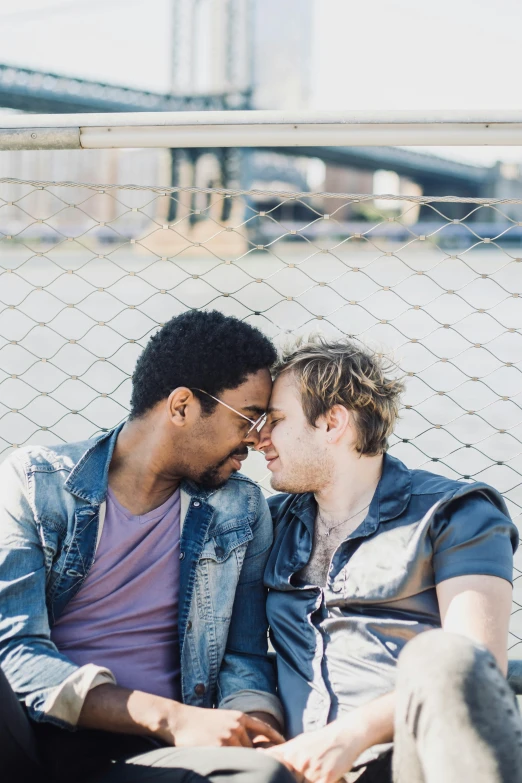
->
[191,388,267,435]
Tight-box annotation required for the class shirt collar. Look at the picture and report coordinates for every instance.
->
[291,492,316,535]
[375,452,412,523]
[290,452,412,536]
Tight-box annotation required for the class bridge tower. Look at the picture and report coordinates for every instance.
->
[169,0,315,107]
[169,0,252,96]
[168,0,255,217]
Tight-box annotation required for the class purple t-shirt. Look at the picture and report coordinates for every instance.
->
[51,487,182,700]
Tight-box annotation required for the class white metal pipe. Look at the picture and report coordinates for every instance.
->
[79,123,522,149]
[3,110,522,127]
[2,111,522,150]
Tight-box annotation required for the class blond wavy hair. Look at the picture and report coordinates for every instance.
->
[273,337,404,455]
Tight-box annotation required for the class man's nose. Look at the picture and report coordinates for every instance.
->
[254,423,271,452]
[244,426,261,448]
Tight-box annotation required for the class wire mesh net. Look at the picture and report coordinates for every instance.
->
[1,176,521,652]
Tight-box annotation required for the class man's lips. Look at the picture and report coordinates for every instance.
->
[265,455,279,470]
[230,453,248,470]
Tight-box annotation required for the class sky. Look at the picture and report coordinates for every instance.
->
[1,0,522,166]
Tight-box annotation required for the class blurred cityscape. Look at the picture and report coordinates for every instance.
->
[2,0,522,244]
[1,1,521,585]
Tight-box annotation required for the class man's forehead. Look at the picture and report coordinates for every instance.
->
[221,371,272,414]
[268,373,299,411]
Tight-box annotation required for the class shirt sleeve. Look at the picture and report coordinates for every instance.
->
[431,486,519,585]
[42,665,116,725]
[219,689,284,728]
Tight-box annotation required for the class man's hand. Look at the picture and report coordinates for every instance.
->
[79,683,285,749]
[265,694,395,783]
[266,720,367,783]
[161,703,285,748]
[246,711,285,749]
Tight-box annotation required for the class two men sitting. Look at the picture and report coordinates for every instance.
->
[0,310,520,783]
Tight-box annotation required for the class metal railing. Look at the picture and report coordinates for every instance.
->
[1,177,521,651]
[3,110,522,150]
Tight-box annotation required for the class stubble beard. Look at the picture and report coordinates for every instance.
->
[196,447,248,490]
[270,447,332,495]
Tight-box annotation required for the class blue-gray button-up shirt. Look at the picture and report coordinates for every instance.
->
[265,454,518,748]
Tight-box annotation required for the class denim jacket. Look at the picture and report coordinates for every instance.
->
[0,425,281,728]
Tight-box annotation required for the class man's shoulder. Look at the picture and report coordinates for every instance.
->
[407,465,505,510]
[408,466,466,499]
[205,471,265,518]
[227,471,261,489]
[4,433,107,476]
[212,471,262,496]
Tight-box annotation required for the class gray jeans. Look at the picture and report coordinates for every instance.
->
[33,727,295,783]
[350,630,522,783]
[0,664,293,783]
[3,631,522,783]
[89,745,295,783]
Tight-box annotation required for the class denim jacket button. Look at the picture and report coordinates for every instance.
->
[179,551,185,561]
[193,500,201,508]
[194,683,205,696]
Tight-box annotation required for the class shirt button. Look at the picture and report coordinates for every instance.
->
[179,552,185,560]
[193,500,201,508]
[186,621,192,631]
[194,683,205,696]
[330,583,343,593]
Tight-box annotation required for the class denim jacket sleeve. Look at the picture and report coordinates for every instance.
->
[216,489,283,727]
[0,452,113,728]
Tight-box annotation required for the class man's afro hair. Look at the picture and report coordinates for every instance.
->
[129,309,277,418]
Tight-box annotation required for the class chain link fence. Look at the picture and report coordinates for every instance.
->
[1,176,521,651]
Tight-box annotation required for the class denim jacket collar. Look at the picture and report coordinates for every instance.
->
[64,424,123,504]
[64,423,220,508]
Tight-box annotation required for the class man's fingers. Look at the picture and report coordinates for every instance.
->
[222,733,243,748]
[244,715,285,745]
[236,725,254,748]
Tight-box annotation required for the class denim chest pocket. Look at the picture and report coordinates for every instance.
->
[200,522,253,563]
[38,516,69,583]
[196,521,253,622]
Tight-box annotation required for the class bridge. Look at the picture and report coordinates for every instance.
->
[0,62,251,114]
[0,62,517,218]
[285,144,494,197]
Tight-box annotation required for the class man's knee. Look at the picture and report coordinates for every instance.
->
[119,746,294,783]
[397,630,495,691]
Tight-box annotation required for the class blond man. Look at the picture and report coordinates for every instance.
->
[257,338,521,783]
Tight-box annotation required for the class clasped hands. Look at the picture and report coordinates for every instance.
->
[157,702,364,783]
[265,717,366,783]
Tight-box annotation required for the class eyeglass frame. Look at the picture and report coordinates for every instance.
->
[190,388,267,435]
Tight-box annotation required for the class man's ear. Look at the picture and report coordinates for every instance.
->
[168,387,195,427]
[324,404,351,443]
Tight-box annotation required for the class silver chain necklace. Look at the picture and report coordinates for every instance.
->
[318,502,371,537]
